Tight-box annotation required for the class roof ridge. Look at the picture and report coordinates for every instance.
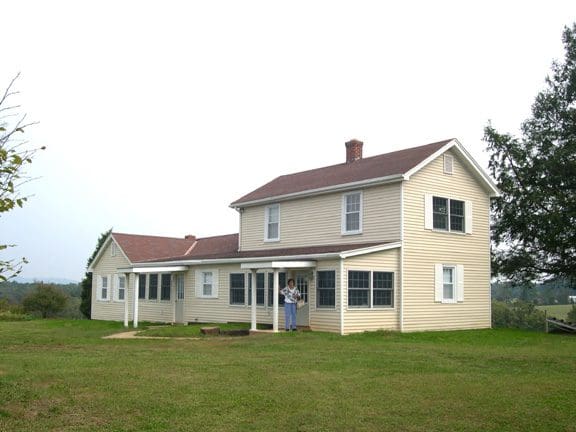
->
[112,232,193,241]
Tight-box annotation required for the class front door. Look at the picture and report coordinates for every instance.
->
[296,273,309,327]
[174,274,185,324]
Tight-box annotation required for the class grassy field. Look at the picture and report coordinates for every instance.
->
[1,320,575,432]
[536,304,574,320]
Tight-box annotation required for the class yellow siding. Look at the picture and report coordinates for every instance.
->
[402,150,491,332]
[309,259,341,333]
[240,183,401,251]
[343,249,400,333]
[91,240,131,321]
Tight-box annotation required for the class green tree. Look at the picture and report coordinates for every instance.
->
[0,73,44,281]
[80,229,112,318]
[484,23,576,284]
[22,283,68,318]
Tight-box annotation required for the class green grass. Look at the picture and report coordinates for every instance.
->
[1,320,576,431]
[536,304,574,320]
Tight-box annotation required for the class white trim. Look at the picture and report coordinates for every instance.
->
[315,268,337,310]
[341,191,363,235]
[231,174,404,208]
[345,269,396,309]
[400,181,405,332]
[120,266,189,273]
[404,139,500,197]
[195,269,219,298]
[435,264,464,304]
[264,204,280,242]
[114,274,126,302]
[241,260,316,269]
[456,264,465,302]
[339,242,401,258]
[339,258,345,335]
[465,200,473,234]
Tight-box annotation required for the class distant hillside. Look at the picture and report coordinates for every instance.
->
[14,277,80,285]
[0,281,81,304]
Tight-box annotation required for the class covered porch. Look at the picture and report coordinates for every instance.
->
[241,260,316,332]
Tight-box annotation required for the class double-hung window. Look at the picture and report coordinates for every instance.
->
[160,274,171,301]
[195,270,219,298]
[114,274,126,302]
[342,191,362,234]
[148,274,158,300]
[348,270,394,308]
[98,275,109,301]
[202,272,213,297]
[317,270,336,308]
[426,195,471,234]
[265,204,280,241]
[434,264,464,303]
[138,274,147,299]
[230,273,246,305]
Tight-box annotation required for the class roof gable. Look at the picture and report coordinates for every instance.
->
[112,233,197,263]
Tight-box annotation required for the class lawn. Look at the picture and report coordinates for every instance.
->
[536,304,574,321]
[1,320,575,432]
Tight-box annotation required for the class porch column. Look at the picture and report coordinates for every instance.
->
[273,269,279,332]
[123,273,129,328]
[250,270,257,331]
[133,273,139,328]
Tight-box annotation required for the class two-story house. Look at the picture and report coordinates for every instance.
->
[89,138,499,334]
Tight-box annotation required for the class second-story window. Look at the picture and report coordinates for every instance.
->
[342,191,362,235]
[433,197,465,232]
[265,204,280,241]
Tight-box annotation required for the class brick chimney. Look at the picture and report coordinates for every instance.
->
[345,139,363,163]
[184,235,196,241]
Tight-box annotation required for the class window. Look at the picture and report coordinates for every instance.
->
[111,242,117,257]
[148,274,158,300]
[373,272,394,307]
[230,273,245,305]
[160,274,171,301]
[267,272,286,306]
[98,275,109,301]
[138,274,146,299]
[317,270,336,308]
[434,264,464,303]
[444,154,454,174]
[342,191,362,234]
[348,270,395,308]
[114,274,126,302]
[248,273,265,305]
[196,270,219,298]
[265,204,280,241]
[426,195,469,233]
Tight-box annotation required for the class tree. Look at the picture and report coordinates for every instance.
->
[484,23,576,284]
[22,283,68,318]
[0,73,44,281]
[80,229,112,318]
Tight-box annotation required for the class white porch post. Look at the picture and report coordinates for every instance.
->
[250,270,257,331]
[273,269,279,332]
[133,273,139,328]
[123,273,129,328]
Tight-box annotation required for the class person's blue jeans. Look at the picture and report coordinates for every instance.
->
[285,303,297,330]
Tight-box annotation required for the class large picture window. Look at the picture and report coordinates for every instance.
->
[348,270,394,308]
[317,270,336,308]
[230,273,245,305]
[342,191,362,234]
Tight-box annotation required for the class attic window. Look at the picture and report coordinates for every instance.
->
[444,154,454,174]
[111,243,117,257]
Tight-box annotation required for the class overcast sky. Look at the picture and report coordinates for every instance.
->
[1,1,574,282]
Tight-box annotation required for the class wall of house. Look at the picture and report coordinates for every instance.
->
[402,150,492,332]
[239,182,401,251]
[309,258,341,333]
[91,240,132,321]
[342,248,400,333]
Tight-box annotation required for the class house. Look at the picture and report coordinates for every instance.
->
[88,138,499,334]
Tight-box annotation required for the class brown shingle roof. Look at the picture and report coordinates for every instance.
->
[112,232,198,263]
[230,139,452,206]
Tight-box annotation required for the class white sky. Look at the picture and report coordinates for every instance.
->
[1,1,574,281]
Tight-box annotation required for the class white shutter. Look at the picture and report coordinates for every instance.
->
[212,269,219,298]
[96,275,102,301]
[107,274,112,301]
[113,275,119,301]
[456,265,465,302]
[434,264,443,302]
[424,194,433,230]
[465,200,473,234]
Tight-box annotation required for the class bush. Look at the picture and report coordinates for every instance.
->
[567,304,576,323]
[492,300,546,331]
[0,298,32,320]
[22,284,68,318]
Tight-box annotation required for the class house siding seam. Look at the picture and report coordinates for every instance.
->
[402,149,491,332]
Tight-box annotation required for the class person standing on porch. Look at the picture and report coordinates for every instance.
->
[280,278,300,331]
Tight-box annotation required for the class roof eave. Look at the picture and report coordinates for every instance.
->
[230,174,405,208]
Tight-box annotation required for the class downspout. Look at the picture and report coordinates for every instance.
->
[339,257,345,335]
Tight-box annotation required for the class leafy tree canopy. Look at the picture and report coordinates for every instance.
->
[22,283,68,318]
[484,23,576,284]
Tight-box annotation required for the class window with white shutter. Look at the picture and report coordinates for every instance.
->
[435,264,464,303]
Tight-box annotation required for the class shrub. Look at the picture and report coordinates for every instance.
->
[567,304,576,323]
[22,283,68,318]
[492,300,546,331]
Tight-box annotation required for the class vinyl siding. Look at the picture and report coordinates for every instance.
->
[240,182,401,251]
[310,259,341,333]
[402,150,492,332]
[91,240,131,321]
[343,249,400,333]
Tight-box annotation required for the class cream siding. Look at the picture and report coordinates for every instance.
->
[91,240,132,321]
[240,183,401,251]
[342,249,400,333]
[402,150,491,332]
[309,259,341,333]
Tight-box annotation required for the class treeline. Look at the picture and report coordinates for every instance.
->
[0,281,84,319]
[492,279,575,305]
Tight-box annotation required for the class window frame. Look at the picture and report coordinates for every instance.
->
[229,273,246,305]
[148,274,159,301]
[316,270,336,309]
[443,154,454,174]
[435,264,464,304]
[202,271,213,297]
[160,274,171,301]
[98,275,109,301]
[431,195,466,233]
[248,273,265,306]
[138,274,147,299]
[347,270,395,309]
[114,274,126,302]
[264,204,280,242]
[341,191,363,235]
